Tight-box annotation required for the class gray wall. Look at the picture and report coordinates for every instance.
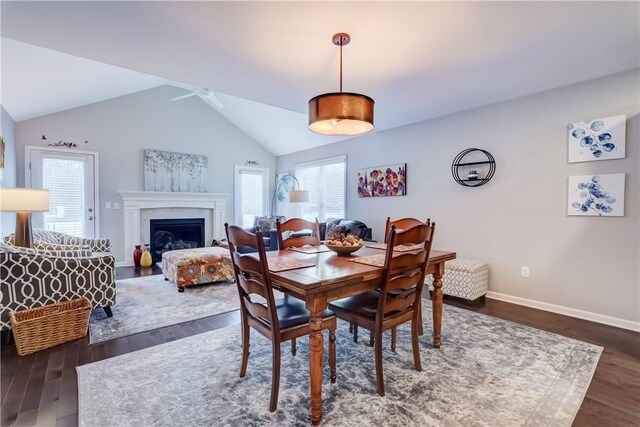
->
[0,105,17,236]
[15,85,276,261]
[278,69,640,324]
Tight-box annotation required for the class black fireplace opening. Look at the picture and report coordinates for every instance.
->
[150,218,205,262]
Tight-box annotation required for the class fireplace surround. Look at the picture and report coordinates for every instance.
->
[118,191,227,266]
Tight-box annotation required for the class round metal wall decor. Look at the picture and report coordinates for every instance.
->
[451,148,496,187]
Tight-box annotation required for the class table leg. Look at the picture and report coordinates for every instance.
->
[432,263,445,349]
[307,294,327,425]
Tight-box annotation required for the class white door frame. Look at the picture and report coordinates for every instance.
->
[233,165,269,227]
[24,145,101,237]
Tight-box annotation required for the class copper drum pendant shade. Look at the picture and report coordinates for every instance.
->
[308,33,374,136]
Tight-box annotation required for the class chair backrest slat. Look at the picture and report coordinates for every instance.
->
[384,217,425,243]
[277,218,321,249]
[244,297,271,321]
[376,219,436,327]
[226,223,279,331]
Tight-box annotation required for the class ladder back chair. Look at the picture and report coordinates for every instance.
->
[276,218,321,249]
[329,221,436,396]
[225,224,337,412]
[384,217,425,243]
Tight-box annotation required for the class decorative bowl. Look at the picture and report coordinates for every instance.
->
[325,243,363,256]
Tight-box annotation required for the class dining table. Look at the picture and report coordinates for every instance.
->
[264,245,457,425]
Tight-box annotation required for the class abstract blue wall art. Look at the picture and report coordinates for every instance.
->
[567,174,625,217]
[567,115,626,163]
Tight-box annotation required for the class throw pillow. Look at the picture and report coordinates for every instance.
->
[35,249,94,258]
[256,218,277,234]
[34,241,91,251]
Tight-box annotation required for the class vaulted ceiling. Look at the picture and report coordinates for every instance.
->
[2,1,638,156]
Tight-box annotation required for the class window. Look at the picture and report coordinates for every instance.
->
[234,166,269,228]
[42,158,86,237]
[295,156,346,222]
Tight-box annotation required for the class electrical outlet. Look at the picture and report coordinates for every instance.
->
[114,202,120,209]
[521,266,530,278]
[105,202,111,209]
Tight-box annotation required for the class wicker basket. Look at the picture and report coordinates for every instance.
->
[10,297,91,356]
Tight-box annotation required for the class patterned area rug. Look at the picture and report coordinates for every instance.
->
[78,301,602,426]
[89,275,239,344]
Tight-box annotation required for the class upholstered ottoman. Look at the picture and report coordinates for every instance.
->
[425,258,488,303]
[161,247,234,292]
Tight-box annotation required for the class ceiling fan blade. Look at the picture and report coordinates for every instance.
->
[172,93,197,101]
[200,92,224,109]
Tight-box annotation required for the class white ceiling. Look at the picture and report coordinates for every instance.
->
[1,1,639,156]
[1,39,167,122]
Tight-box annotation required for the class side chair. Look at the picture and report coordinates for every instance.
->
[383,217,425,242]
[351,216,430,344]
[329,221,436,397]
[225,223,337,412]
[276,218,321,249]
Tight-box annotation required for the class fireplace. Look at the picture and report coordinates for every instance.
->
[150,218,205,262]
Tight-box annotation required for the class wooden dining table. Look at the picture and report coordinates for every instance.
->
[264,245,457,425]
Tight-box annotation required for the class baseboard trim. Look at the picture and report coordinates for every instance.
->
[486,291,640,332]
[115,261,127,267]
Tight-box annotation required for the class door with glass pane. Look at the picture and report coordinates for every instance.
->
[27,147,98,238]
[234,166,268,228]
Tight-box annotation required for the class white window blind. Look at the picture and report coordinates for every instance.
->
[295,156,346,222]
[42,158,85,237]
[234,166,268,228]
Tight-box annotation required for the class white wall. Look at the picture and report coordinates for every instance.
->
[15,85,276,261]
[278,69,640,326]
[0,105,18,236]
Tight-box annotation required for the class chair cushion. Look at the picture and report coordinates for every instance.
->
[275,297,334,329]
[328,290,380,319]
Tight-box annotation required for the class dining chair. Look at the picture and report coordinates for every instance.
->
[224,223,337,412]
[383,217,425,243]
[276,218,321,249]
[329,221,436,397]
[349,216,429,345]
[275,217,322,354]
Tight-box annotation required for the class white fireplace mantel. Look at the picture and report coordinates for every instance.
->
[118,191,228,266]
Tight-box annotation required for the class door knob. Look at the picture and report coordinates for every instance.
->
[89,216,94,221]
[88,208,93,213]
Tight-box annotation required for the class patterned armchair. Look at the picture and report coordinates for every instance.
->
[3,229,111,253]
[0,234,116,331]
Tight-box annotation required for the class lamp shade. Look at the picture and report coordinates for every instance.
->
[308,92,374,136]
[288,190,310,203]
[0,188,49,212]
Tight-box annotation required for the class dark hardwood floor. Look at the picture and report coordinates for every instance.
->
[1,267,638,426]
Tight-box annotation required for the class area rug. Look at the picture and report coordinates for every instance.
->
[78,301,602,426]
[89,275,239,344]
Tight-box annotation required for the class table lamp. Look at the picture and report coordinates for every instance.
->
[0,188,50,248]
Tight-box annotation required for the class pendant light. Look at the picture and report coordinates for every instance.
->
[308,33,374,136]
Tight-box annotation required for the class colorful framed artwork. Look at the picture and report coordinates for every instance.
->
[567,115,626,163]
[357,163,406,197]
[567,174,625,217]
[144,149,208,193]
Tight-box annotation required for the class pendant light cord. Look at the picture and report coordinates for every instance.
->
[339,41,343,93]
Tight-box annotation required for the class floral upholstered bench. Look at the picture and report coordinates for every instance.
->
[161,247,234,292]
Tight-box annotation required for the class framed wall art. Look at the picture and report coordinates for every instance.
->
[567,115,626,163]
[357,163,406,197]
[567,174,625,217]
[144,149,209,193]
